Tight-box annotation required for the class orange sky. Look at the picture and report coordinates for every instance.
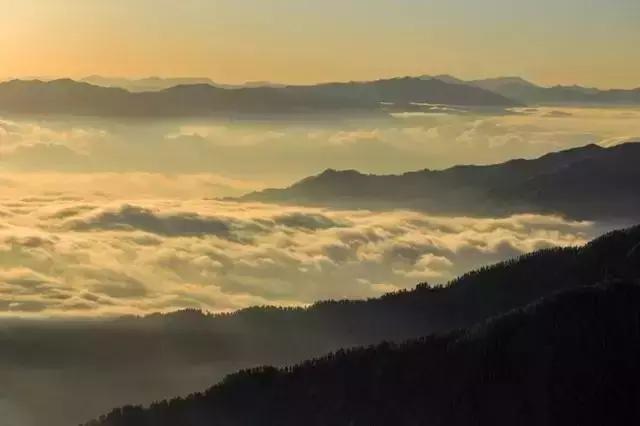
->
[1,0,639,88]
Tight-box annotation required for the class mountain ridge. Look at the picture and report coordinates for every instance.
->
[0,76,518,117]
[5,223,640,426]
[84,279,640,426]
[425,74,640,104]
[240,142,640,221]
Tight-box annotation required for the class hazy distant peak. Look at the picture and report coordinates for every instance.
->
[318,168,364,177]
[426,74,467,85]
[470,76,539,91]
[241,81,286,88]
[477,76,536,84]
[3,78,124,91]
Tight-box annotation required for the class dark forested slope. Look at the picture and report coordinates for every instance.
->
[4,225,640,426]
[6,225,640,372]
[88,224,640,362]
[242,142,640,221]
[86,279,640,426]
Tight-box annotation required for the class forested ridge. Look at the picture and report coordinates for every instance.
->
[81,225,640,425]
[85,279,640,426]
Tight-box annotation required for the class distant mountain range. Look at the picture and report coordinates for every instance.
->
[6,224,640,426]
[74,74,640,106]
[2,75,636,117]
[82,225,640,425]
[1,74,637,118]
[80,76,287,92]
[241,142,640,221]
[424,74,640,105]
[83,74,640,106]
[0,77,517,117]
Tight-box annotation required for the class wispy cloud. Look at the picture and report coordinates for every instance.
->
[2,107,639,180]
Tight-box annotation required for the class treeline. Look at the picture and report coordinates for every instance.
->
[10,225,639,371]
[84,280,640,426]
[5,225,640,426]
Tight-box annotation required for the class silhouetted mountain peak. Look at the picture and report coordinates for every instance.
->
[317,168,364,178]
[431,74,467,84]
[242,142,640,221]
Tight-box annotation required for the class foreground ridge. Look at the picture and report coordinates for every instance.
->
[80,225,640,426]
[85,280,640,426]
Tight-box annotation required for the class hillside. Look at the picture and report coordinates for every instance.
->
[85,279,640,426]
[4,224,640,426]
[241,142,640,221]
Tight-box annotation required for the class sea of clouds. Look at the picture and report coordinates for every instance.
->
[0,193,595,316]
[1,106,639,182]
[0,106,637,316]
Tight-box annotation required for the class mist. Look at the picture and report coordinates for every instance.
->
[0,106,637,426]
[2,106,639,185]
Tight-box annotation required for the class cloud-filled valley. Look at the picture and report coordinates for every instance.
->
[0,107,636,316]
[0,194,599,317]
[0,106,636,426]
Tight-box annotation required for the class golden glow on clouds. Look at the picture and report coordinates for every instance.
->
[0,187,594,317]
[1,106,637,317]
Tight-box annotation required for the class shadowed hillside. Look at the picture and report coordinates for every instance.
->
[241,142,640,221]
[2,225,640,426]
[85,279,640,426]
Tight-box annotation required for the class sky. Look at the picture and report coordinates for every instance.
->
[1,0,639,88]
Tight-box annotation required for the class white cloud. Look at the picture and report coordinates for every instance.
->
[0,108,634,317]
[0,194,598,317]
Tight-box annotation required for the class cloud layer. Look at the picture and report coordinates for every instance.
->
[0,108,633,317]
[0,191,598,317]
[1,107,640,184]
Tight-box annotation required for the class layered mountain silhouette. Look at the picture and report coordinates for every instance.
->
[241,142,640,221]
[4,75,637,117]
[80,76,287,92]
[107,224,640,354]
[4,225,640,426]
[85,279,640,426]
[81,76,223,92]
[426,74,640,105]
[0,77,516,117]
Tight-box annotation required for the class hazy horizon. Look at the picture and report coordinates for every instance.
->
[2,73,638,91]
[2,0,640,89]
[1,104,638,317]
